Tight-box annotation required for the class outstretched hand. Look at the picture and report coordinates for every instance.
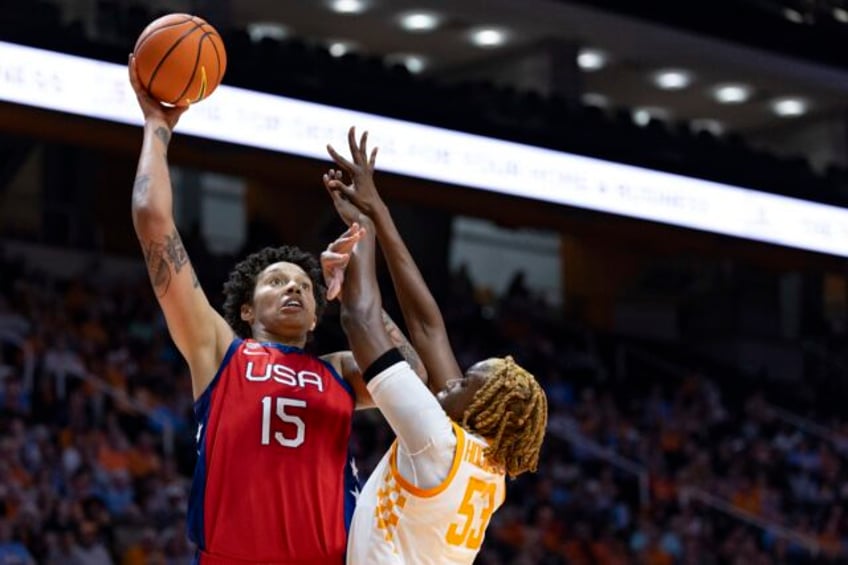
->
[321,222,367,301]
[325,126,385,218]
[128,54,187,131]
[322,168,366,227]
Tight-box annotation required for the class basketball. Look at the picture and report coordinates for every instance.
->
[133,13,227,107]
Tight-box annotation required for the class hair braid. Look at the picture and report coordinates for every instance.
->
[462,356,548,478]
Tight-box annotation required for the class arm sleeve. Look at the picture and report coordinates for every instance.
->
[367,360,457,489]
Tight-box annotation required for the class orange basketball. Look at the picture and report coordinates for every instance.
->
[133,13,227,107]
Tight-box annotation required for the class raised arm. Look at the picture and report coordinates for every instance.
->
[128,55,233,398]
[336,219,455,489]
[320,175,427,394]
[326,127,462,392]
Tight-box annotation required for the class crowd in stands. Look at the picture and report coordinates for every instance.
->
[2,1,848,209]
[1,239,848,564]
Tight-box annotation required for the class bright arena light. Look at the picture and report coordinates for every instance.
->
[386,53,427,74]
[577,48,607,71]
[653,69,692,90]
[329,0,367,14]
[399,12,440,32]
[246,22,290,42]
[632,107,670,126]
[328,41,357,58]
[771,97,808,117]
[713,84,752,104]
[469,28,507,47]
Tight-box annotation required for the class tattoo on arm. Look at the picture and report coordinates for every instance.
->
[381,311,424,378]
[154,126,171,147]
[164,230,189,273]
[132,175,150,208]
[142,239,172,298]
[141,228,194,298]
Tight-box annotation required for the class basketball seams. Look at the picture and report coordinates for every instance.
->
[170,32,209,105]
[204,31,224,93]
[134,14,226,106]
[133,15,194,53]
[146,21,204,93]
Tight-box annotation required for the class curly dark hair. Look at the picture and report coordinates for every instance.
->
[222,245,327,339]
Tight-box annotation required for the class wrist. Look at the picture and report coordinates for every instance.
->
[144,118,170,133]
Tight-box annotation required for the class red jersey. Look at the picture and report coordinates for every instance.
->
[188,338,358,564]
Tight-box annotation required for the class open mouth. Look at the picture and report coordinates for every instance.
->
[280,299,303,311]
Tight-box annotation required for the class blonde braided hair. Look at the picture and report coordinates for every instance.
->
[462,356,547,478]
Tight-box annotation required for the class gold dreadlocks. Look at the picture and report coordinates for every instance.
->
[462,356,548,478]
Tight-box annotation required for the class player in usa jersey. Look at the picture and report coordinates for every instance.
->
[322,127,548,564]
[128,63,423,564]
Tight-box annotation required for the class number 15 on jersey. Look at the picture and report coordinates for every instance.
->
[261,396,306,447]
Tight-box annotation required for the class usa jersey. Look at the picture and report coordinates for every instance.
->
[347,423,506,564]
[189,338,358,564]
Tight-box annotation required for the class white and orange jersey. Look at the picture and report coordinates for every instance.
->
[347,422,506,564]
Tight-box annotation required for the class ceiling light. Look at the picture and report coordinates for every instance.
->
[328,41,357,58]
[712,83,752,104]
[581,93,610,108]
[783,8,805,23]
[399,12,441,32]
[387,53,428,74]
[653,69,692,90]
[246,22,290,42]
[469,28,507,47]
[835,7,848,22]
[577,48,607,71]
[329,0,368,14]
[771,97,808,117]
[632,107,670,126]
[691,119,725,136]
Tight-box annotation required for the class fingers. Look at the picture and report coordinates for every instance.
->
[128,55,151,99]
[347,126,358,162]
[327,143,355,171]
[326,278,342,301]
[359,130,368,162]
[369,146,378,169]
[321,252,347,301]
[321,251,350,268]
[322,169,344,190]
[330,222,363,248]
[127,54,139,89]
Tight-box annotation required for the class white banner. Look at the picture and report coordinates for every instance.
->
[1,40,847,256]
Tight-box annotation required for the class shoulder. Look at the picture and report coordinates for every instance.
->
[319,350,359,380]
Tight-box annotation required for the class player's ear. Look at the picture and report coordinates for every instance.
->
[240,303,254,323]
[310,316,317,332]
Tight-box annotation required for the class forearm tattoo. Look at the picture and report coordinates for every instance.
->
[155,126,170,147]
[142,228,190,298]
[381,311,423,377]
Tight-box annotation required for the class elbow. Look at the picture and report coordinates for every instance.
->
[131,199,169,233]
[132,206,159,235]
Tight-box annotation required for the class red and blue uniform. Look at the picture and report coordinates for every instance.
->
[188,338,358,564]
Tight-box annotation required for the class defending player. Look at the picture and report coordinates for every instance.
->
[128,59,422,564]
[322,128,547,564]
